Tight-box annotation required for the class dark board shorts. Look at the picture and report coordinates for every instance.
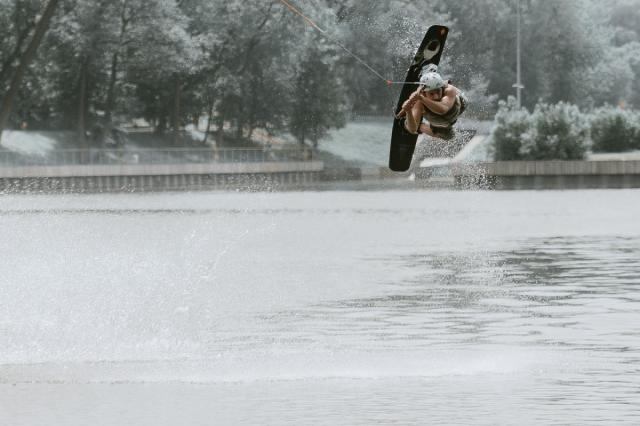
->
[400,118,456,141]
[429,124,455,141]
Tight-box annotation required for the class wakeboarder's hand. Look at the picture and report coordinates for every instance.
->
[397,87,423,118]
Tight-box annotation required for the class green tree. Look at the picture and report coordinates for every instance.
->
[290,49,346,148]
[0,0,60,140]
[590,106,640,152]
[0,0,40,88]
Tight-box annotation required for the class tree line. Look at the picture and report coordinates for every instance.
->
[1,0,640,148]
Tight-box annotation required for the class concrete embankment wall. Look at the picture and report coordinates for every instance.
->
[454,160,640,189]
[0,161,324,192]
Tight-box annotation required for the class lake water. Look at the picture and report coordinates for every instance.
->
[1,189,639,425]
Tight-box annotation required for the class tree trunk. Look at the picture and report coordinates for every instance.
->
[104,52,119,123]
[0,0,59,140]
[0,20,37,85]
[104,1,129,125]
[216,113,225,146]
[203,101,214,145]
[76,57,88,147]
[235,119,243,140]
[172,76,181,145]
[156,114,167,134]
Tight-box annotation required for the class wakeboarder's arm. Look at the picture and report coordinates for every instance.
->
[420,85,457,115]
[401,88,424,134]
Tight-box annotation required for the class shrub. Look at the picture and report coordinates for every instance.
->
[490,98,589,161]
[490,97,530,161]
[521,102,588,160]
[589,107,640,152]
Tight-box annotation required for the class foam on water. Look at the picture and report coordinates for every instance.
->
[0,346,558,385]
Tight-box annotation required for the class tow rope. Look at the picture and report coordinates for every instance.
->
[277,0,416,87]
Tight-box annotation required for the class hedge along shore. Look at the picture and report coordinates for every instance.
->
[453,160,640,190]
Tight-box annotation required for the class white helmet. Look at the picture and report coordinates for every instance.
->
[421,63,439,74]
[420,71,446,92]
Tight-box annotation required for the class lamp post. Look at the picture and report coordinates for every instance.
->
[513,0,524,108]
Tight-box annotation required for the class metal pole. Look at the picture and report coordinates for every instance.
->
[514,0,524,108]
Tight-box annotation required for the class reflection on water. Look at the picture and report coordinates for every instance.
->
[222,235,640,424]
[255,236,640,352]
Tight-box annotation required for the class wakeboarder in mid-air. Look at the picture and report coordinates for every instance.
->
[397,66,467,141]
[276,1,464,170]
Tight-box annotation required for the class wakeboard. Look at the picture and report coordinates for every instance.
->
[389,25,449,172]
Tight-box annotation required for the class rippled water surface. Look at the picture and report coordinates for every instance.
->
[1,190,639,425]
